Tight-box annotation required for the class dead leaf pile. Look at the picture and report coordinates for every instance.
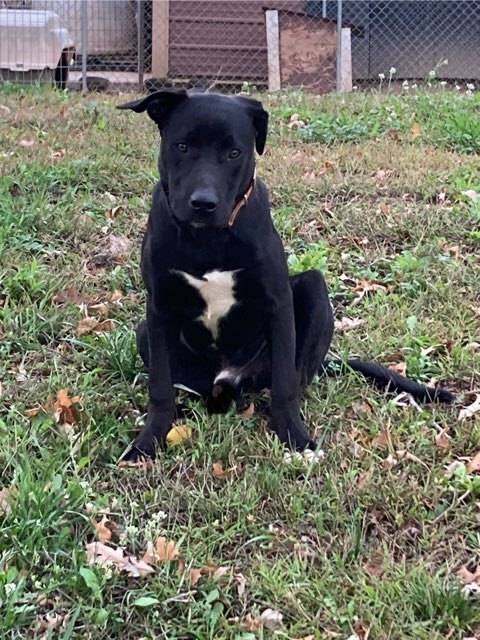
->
[52,287,123,335]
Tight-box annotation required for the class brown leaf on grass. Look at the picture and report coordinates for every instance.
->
[351,401,373,416]
[379,201,390,215]
[0,487,12,514]
[108,234,132,257]
[86,542,155,577]
[351,280,390,306]
[435,428,451,450]
[188,568,203,587]
[410,122,421,138]
[143,537,180,564]
[234,572,247,597]
[466,451,480,473]
[212,462,232,478]
[240,402,255,417]
[105,205,123,220]
[457,565,480,585]
[51,388,81,426]
[372,431,390,450]
[465,341,480,352]
[19,138,35,147]
[458,395,480,421]
[259,608,284,630]
[334,316,365,332]
[76,317,115,336]
[388,361,407,376]
[364,546,384,577]
[91,514,117,543]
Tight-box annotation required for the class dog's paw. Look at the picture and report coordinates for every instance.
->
[270,413,316,452]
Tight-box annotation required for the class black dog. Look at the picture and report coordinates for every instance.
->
[117,89,455,463]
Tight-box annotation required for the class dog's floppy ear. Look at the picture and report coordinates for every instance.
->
[117,88,188,129]
[234,96,269,155]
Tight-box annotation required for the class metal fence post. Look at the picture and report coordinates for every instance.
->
[80,0,88,91]
[336,0,343,91]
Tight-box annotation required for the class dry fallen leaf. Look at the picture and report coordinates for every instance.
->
[108,234,132,257]
[166,424,192,444]
[91,514,117,543]
[188,568,203,587]
[466,451,480,473]
[234,572,247,597]
[52,388,81,426]
[435,428,451,450]
[76,317,115,336]
[458,395,480,421]
[259,608,283,630]
[379,201,390,215]
[0,487,12,514]
[105,205,123,220]
[351,400,373,416]
[334,316,365,332]
[351,280,389,306]
[212,461,232,478]
[143,537,180,564]
[364,546,384,577]
[372,431,390,450]
[86,542,155,577]
[410,122,421,138]
[457,565,480,585]
[19,138,35,147]
[240,402,255,417]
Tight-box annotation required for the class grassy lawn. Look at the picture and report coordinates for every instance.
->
[0,85,479,640]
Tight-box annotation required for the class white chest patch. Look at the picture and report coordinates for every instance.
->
[176,269,238,339]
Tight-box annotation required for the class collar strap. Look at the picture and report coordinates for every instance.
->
[227,172,256,227]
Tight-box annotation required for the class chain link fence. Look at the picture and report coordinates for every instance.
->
[0,1,478,93]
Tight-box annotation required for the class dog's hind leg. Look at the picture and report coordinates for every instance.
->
[290,270,335,387]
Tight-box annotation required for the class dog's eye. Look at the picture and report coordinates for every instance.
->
[228,149,241,159]
[176,143,188,153]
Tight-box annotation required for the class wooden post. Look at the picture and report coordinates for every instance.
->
[340,27,352,92]
[152,0,169,77]
[265,10,281,91]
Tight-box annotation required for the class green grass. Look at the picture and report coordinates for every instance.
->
[1,85,480,639]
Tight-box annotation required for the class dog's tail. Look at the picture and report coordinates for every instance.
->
[321,358,456,403]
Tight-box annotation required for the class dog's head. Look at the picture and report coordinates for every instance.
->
[117,89,268,228]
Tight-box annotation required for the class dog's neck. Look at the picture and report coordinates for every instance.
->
[226,171,256,227]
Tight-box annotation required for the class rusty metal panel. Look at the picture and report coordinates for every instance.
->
[278,12,336,92]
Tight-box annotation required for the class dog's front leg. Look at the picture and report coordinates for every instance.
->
[269,298,316,451]
[121,299,176,463]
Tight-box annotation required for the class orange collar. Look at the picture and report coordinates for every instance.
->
[227,172,256,227]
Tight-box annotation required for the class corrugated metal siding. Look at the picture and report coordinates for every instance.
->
[168,0,304,82]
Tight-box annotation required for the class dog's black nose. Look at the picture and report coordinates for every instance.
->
[190,189,218,214]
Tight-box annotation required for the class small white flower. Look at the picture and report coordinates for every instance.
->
[428,70,436,78]
[455,84,461,91]
[441,58,448,66]
[4,583,16,596]
[402,80,409,88]
[440,81,447,87]
[466,83,475,91]
[352,85,358,91]
[378,73,385,80]
[412,83,417,89]
[389,67,396,75]
[466,90,473,96]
